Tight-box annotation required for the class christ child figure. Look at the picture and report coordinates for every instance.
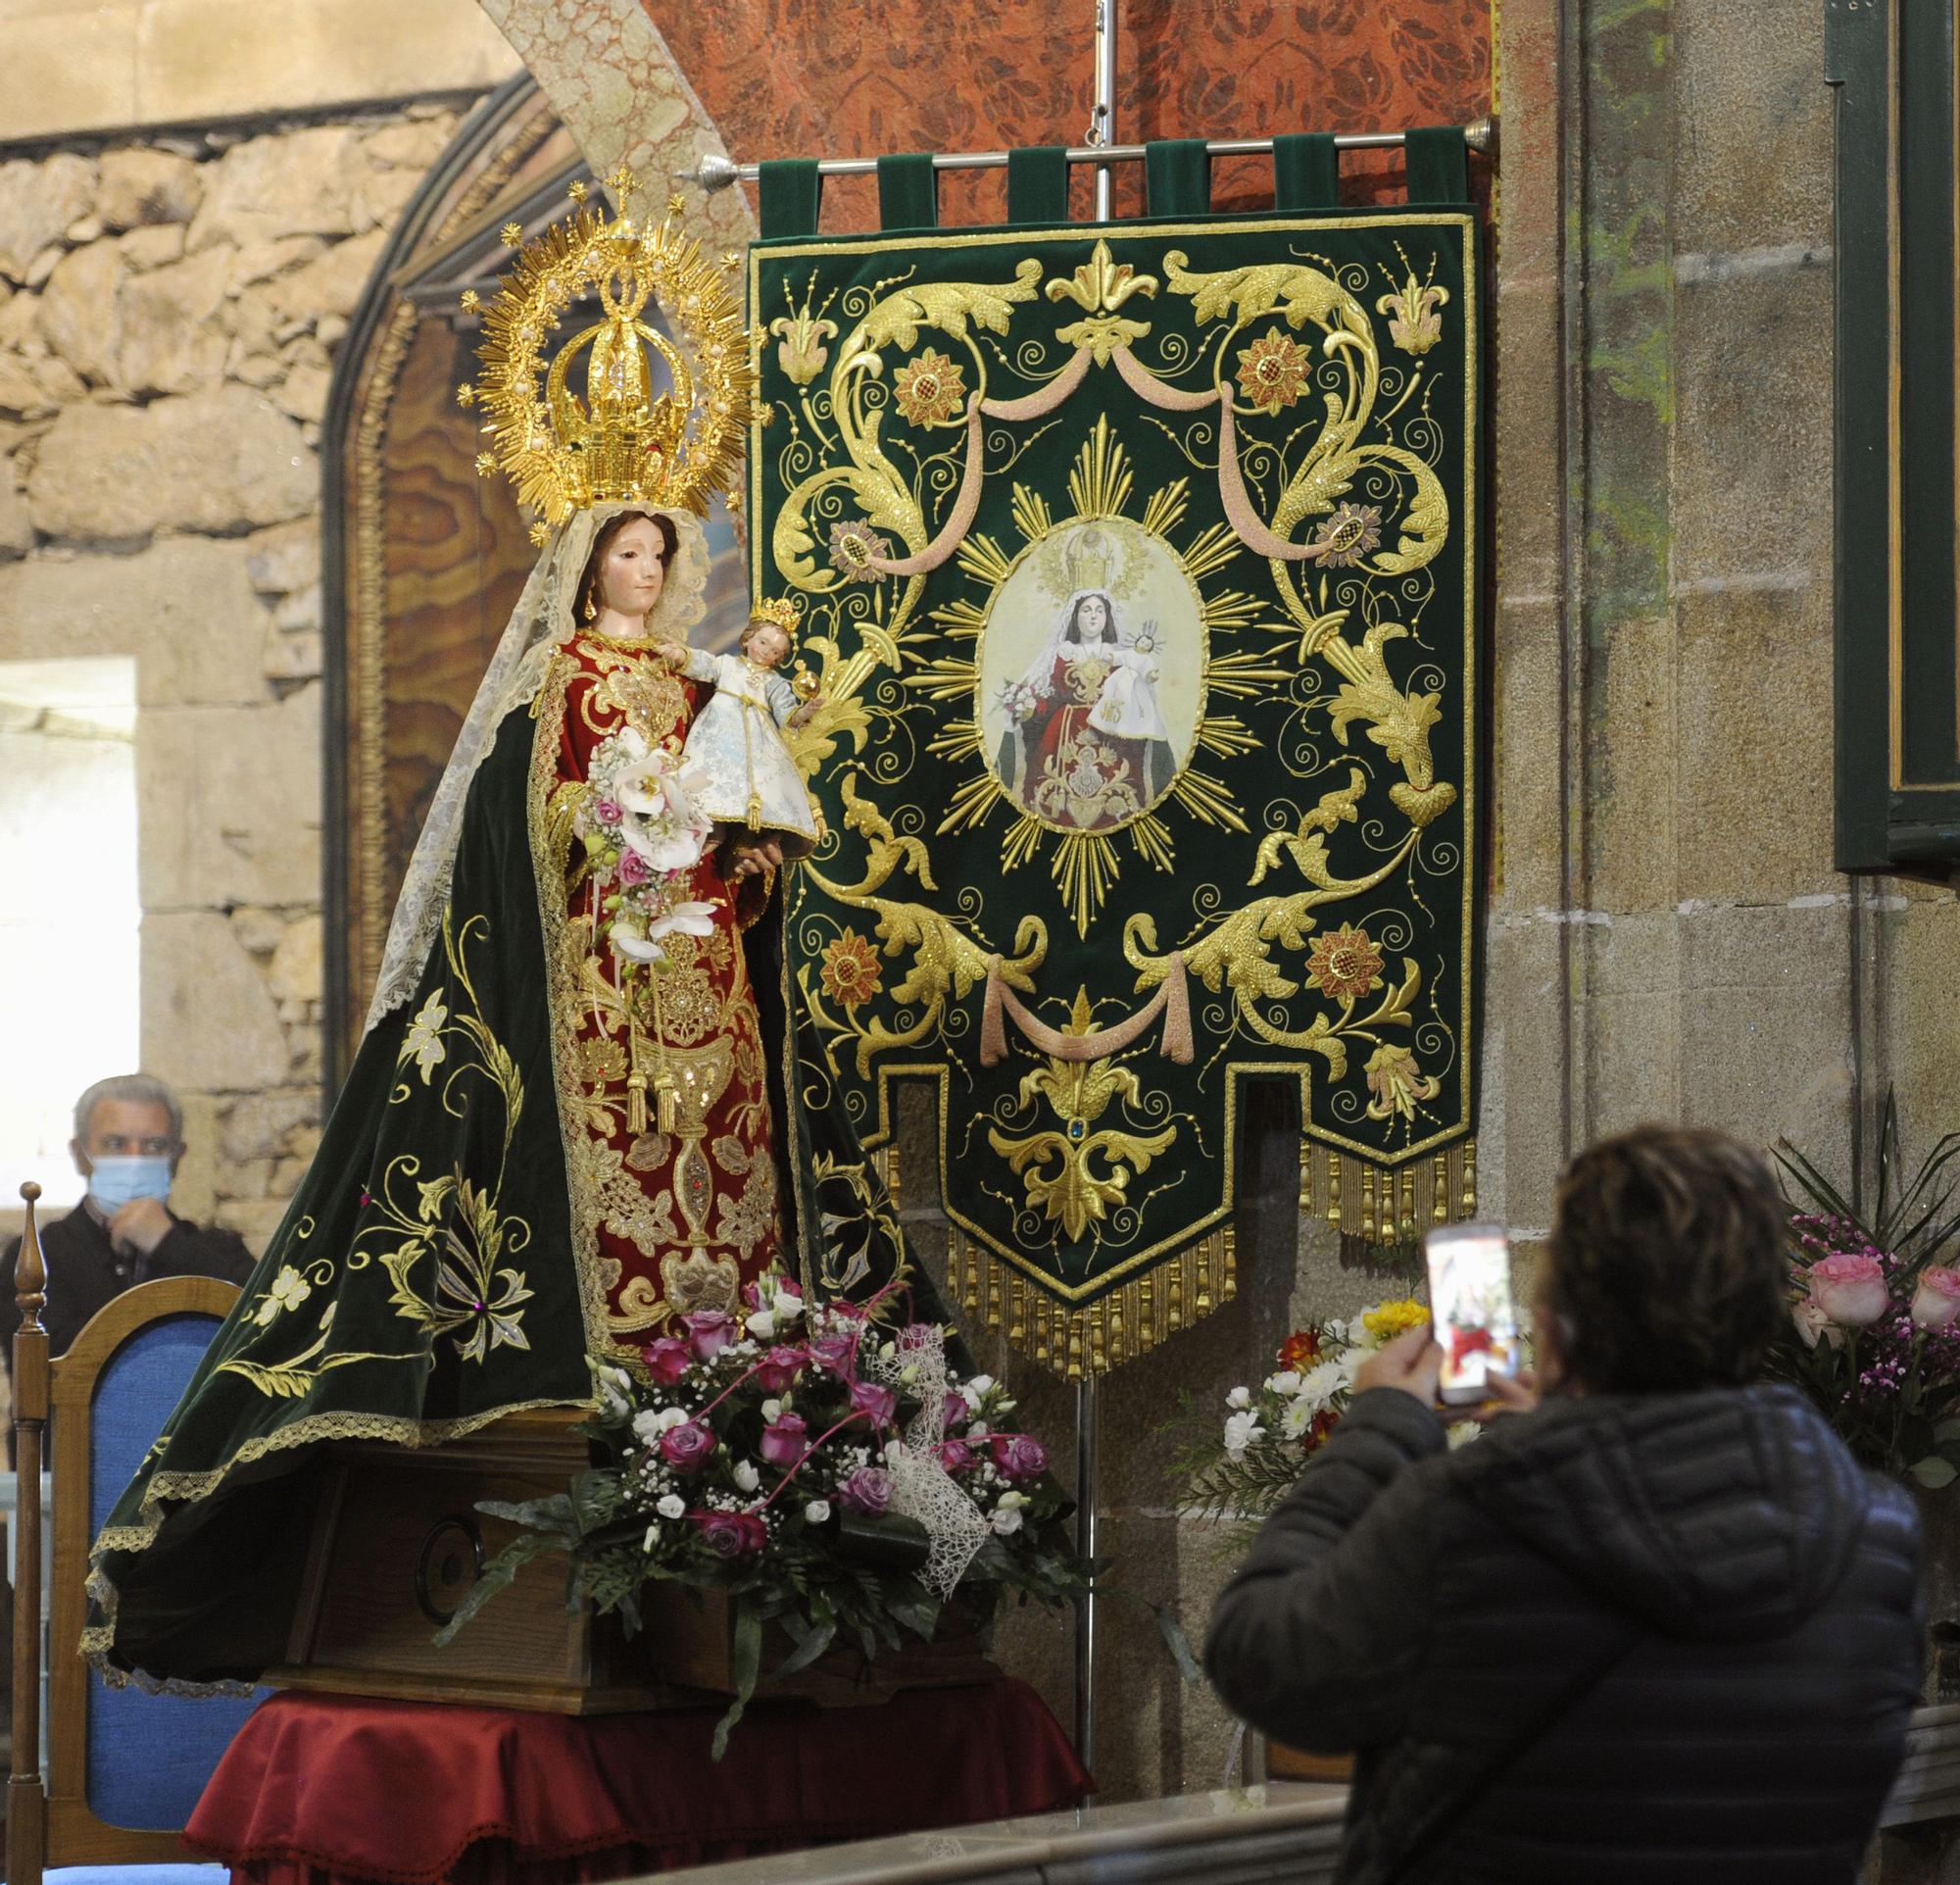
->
[666,602,824,861]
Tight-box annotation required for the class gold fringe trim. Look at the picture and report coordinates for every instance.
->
[947,1224,1237,1379]
[1298,1137,1480,1265]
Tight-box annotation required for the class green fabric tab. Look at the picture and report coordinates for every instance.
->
[758,159,822,240]
[1406,125,1470,205]
[1007,145,1070,226]
[877,153,939,231]
[1146,138,1211,218]
[1273,133,1340,210]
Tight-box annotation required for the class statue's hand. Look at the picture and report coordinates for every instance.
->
[723,836,783,881]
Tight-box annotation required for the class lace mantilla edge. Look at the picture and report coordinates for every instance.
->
[83,1393,591,1691]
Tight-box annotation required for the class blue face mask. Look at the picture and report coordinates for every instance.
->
[88,1157,173,1213]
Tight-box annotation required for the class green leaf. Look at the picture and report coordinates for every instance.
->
[1909,1456,1958,1489]
[431,1533,562,1647]
[769,1613,838,1682]
[1936,1418,1960,1445]
[474,1493,578,1540]
[710,1600,766,1762]
[1150,1601,1202,1686]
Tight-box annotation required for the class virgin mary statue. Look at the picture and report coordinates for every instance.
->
[84,189,916,1689]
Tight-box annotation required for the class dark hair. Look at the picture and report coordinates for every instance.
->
[1067,592,1118,644]
[576,510,678,622]
[1543,1124,1788,1394]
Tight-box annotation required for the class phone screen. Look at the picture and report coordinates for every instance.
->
[1424,1224,1519,1405]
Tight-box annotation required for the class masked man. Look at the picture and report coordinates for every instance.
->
[2,1074,257,1365]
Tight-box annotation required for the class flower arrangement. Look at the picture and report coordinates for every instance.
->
[578,724,716,967]
[1770,1097,1960,1486]
[1166,1298,1455,1529]
[443,1274,1086,1753]
[996,677,1043,724]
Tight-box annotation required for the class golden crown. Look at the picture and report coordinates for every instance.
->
[748,595,803,635]
[462,168,753,532]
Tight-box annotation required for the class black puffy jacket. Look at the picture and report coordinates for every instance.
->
[1205,1383,1923,1885]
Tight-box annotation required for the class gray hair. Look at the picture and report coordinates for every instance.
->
[73,1073,184,1148]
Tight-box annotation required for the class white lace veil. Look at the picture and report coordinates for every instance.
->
[1016,588,1121,701]
[363,501,711,1033]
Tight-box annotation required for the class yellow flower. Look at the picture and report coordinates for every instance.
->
[1234,330,1311,415]
[1360,1297,1430,1347]
[892,346,966,426]
[1363,1043,1440,1122]
[1305,923,1385,1005]
[820,930,883,1011]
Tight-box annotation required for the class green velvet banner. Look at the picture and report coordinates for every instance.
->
[750,206,1483,1371]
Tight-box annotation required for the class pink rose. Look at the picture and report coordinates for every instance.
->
[1790,1300,1840,1351]
[660,1420,715,1475]
[685,1311,737,1361]
[1808,1252,1890,1327]
[1913,1265,1960,1330]
[616,849,650,886]
[760,1413,808,1468]
[808,1329,859,1375]
[643,1336,691,1385]
[938,1438,975,1473]
[753,1345,808,1394]
[691,1510,766,1559]
[595,799,622,822]
[837,1465,892,1515]
[850,1380,897,1427]
[991,1434,1048,1481]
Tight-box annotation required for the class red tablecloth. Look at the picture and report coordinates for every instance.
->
[184,1681,1091,1885]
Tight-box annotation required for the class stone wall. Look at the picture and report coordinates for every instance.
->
[0,103,475,1247]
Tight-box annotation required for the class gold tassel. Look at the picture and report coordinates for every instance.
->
[1360,1166,1377,1243]
[1298,1139,1315,1218]
[1432,1152,1449,1223]
[1222,1223,1238,1301]
[1462,1137,1479,1216]
[1399,1167,1415,1241]
[1325,1149,1343,1228]
[625,1017,649,1136]
[746,790,763,830]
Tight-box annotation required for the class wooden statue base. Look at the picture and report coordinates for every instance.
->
[266,1409,995,1715]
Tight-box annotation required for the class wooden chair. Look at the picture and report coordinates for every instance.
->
[8,1180,253,1885]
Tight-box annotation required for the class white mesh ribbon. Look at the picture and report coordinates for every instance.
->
[862,1323,989,1601]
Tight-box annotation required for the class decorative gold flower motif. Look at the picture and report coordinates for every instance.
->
[892,346,966,426]
[820,930,883,1011]
[1312,503,1383,568]
[1378,271,1448,355]
[1305,923,1386,1004]
[1234,330,1311,414]
[401,992,448,1084]
[253,1265,313,1326]
[1363,1044,1440,1122]
[769,306,839,386]
[828,518,891,582]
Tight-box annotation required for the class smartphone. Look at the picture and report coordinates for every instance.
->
[1424,1223,1520,1406]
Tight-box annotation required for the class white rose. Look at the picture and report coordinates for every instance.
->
[773,1289,806,1324]
[960,1374,996,1409]
[596,1365,633,1417]
[747,1309,777,1341]
[657,1493,686,1520]
[1226,1385,1251,1411]
[732,1459,760,1493]
[631,1410,665,1445]
[804,1499,832,1524]
[1265,1370,1301,1397]
[658,1406,691,1432]
[990,1505,1024,1536]
[761,1399,784,1422]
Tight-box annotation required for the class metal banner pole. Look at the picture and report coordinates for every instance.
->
[1072,0,1117,1782]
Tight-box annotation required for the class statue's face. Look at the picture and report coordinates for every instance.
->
[599,517,669,618]
[747,622,790,668]
[1077,594,1109,637]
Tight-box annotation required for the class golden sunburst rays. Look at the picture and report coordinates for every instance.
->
[902,421,1277,934]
